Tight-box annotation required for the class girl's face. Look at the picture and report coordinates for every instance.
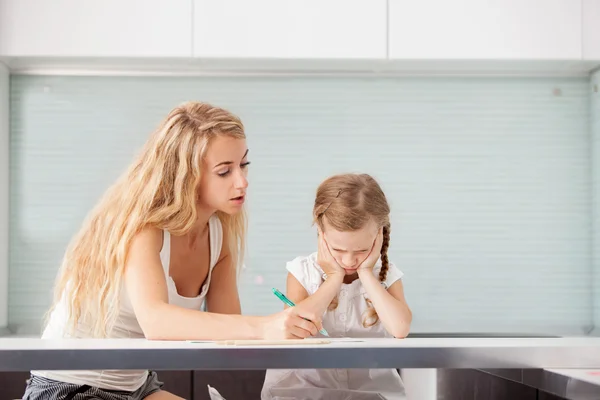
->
[322,218,379,275]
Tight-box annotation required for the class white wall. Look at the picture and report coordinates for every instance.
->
[0,62,8,333]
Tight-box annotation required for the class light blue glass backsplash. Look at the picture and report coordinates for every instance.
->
[8,75,594,335]
[592,69,600,333]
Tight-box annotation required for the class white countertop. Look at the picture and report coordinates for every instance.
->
[0,336,597,349]
[1,336,599,371]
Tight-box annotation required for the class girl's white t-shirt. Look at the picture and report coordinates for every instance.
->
[261,252,407,400]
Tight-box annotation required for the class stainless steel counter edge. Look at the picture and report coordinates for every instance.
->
[2,338,600,371]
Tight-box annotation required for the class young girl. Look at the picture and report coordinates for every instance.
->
[261,173,412,400]
[22,102,322,400]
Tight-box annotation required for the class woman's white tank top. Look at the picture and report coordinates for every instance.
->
[31,215,223,391]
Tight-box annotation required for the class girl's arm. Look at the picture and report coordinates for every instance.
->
[286,233,345,316]
[358,270,412,338]
[287,271,343,317]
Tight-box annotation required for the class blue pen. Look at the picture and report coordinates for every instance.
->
[272,288,329,337]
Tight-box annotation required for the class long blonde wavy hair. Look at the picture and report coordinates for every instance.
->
[46,101,248,338]
[313,173,391,328]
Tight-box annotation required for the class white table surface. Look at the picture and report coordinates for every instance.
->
[1,337,599,371]
[1,336,597,349]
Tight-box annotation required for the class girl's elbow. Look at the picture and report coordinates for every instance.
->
[392,326,410,339]
[392,312,412,338]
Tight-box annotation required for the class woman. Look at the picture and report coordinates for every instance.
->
[22,102,322,400]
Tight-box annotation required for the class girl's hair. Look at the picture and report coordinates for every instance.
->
[46,101,248,338]
[313,173,391,328]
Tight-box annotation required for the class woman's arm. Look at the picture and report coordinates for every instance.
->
[358,270,412,338]
[205,229,242,315]
[124,227,320,340]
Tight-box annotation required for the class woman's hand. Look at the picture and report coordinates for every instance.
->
[357,228,384,274]
[317,229,345,280]
[261,306,323,339]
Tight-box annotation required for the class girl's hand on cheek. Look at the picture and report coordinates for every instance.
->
[317,229,345,280]
[357,228,383,274]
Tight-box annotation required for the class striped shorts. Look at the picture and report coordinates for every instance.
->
[22,371,164,400]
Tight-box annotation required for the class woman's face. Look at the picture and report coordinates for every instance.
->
[197,136,250,215]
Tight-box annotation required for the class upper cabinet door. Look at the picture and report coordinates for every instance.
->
[388,0,582,60]
[584,0,600,60]
[0,0,193,57]
[193,0,387,59]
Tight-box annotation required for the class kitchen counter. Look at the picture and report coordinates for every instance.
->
[1,337,599,371]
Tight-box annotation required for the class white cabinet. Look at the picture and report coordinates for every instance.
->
[193,0,387,59]
[0,0,594,68]
[0,0,193,57]
[584,0,600,60]
[388,0,582,60]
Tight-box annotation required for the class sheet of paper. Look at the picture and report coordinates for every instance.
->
[187,340,215,343]
[217,339,331,346]
[186,337,366,345]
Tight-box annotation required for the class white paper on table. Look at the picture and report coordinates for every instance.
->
[186,337,366,344]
